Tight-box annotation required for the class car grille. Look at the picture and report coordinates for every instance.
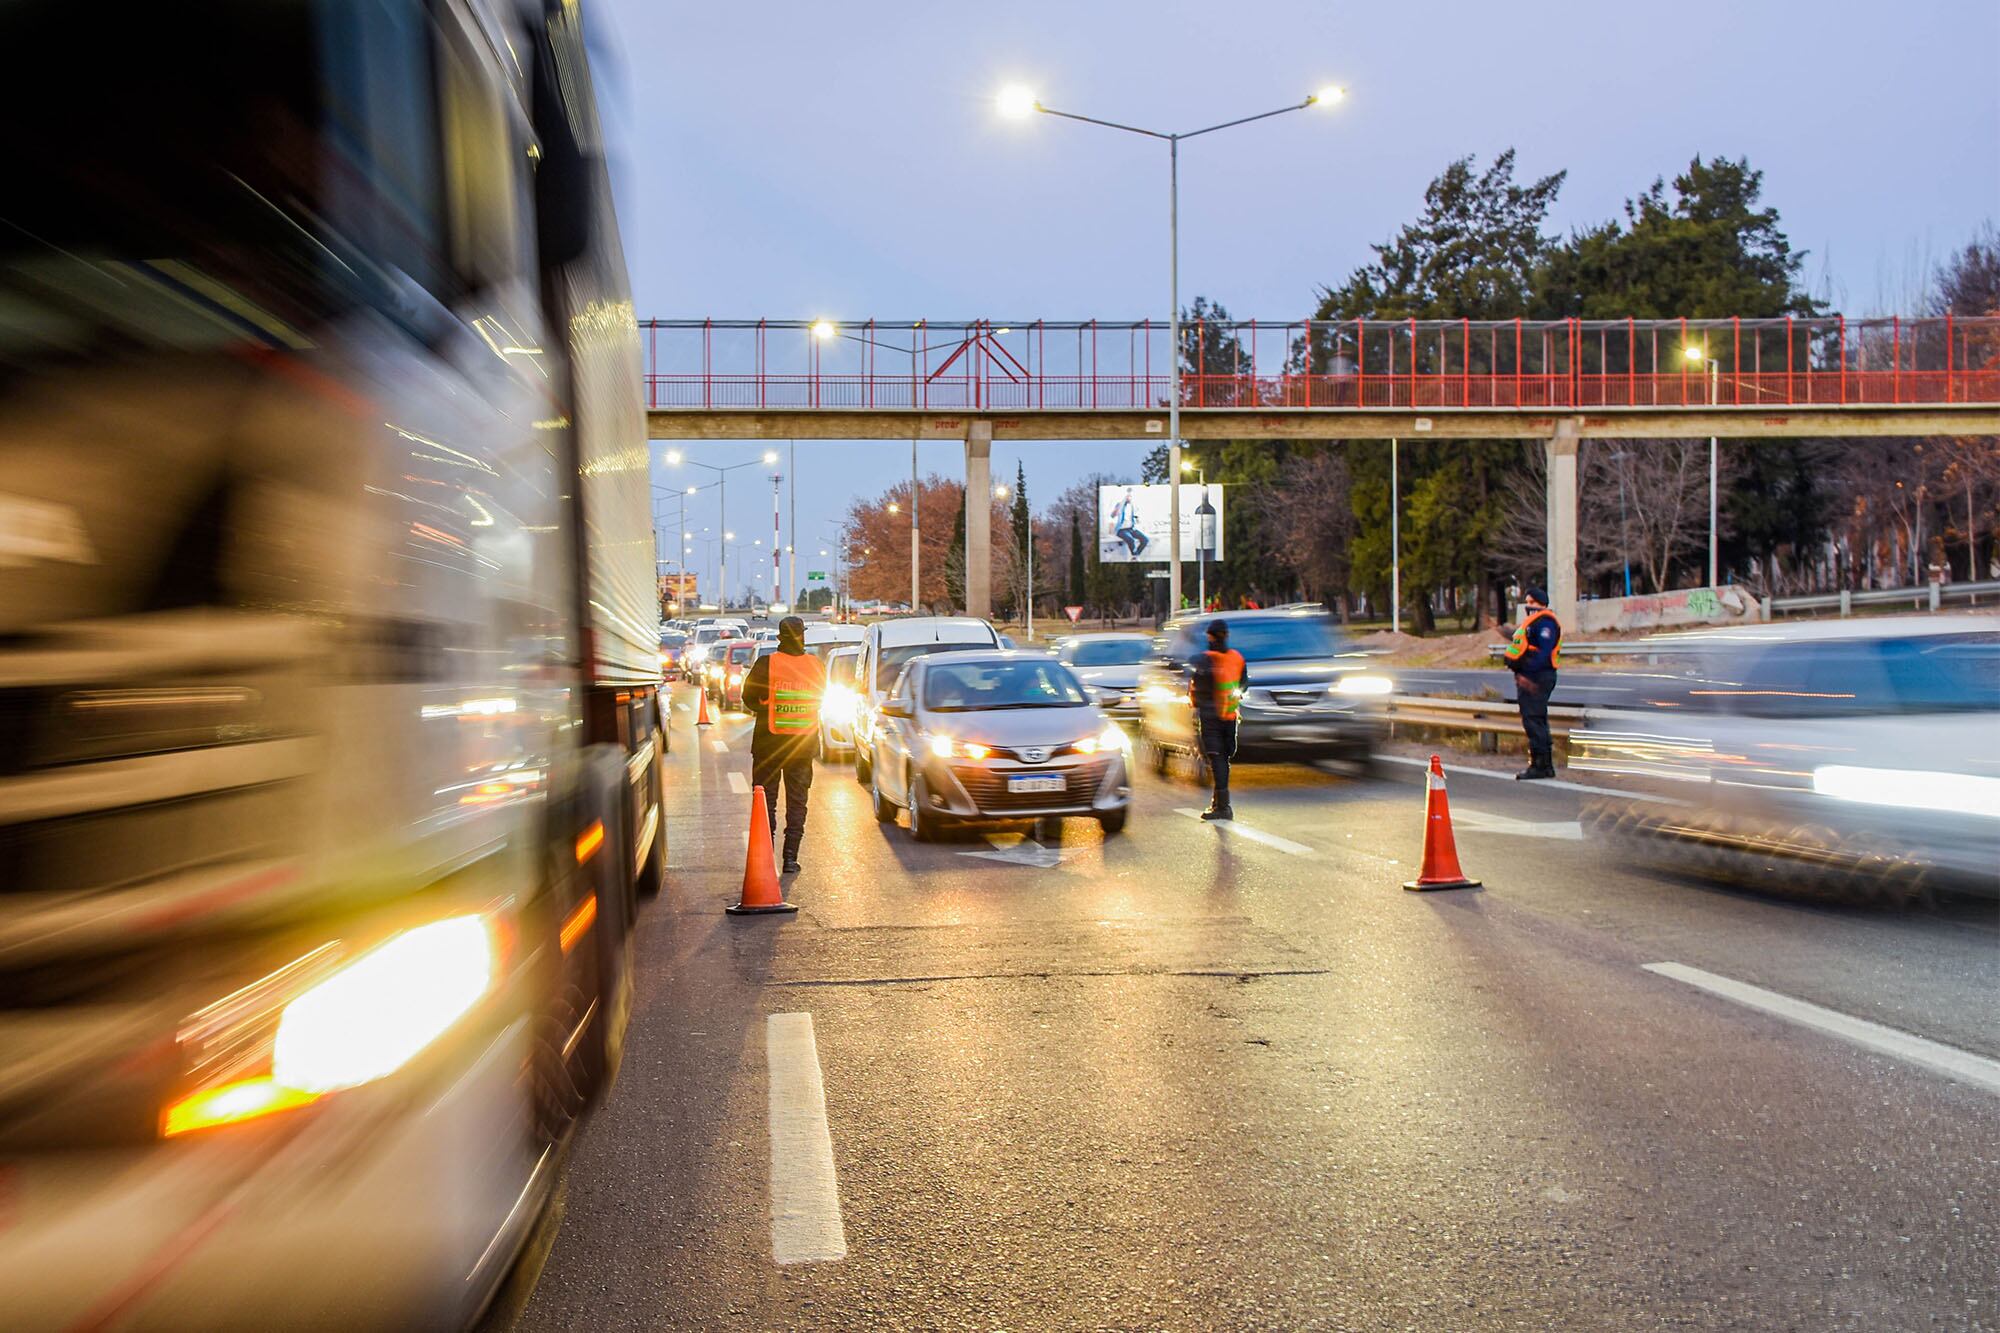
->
[952,757,1111,812]
[1265,689,1324,708]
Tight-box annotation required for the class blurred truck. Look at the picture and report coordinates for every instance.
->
[0,1,662,1326]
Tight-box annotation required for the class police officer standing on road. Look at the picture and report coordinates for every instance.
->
[1189,620,1248,821]
[740,616,826,873]
[1503,586,1562,780]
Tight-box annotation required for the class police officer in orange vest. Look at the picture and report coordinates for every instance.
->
[1503,586,1562,780]
[1189,620,1248,821]
[740,616,827,873]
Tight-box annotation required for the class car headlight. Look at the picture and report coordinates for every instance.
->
[822,685,858,725]
[163,915,499,1136]
[1139,684,1180,704]
[1074,725,1128,754]
[927,735,990,760]
[730,671,744,685]
[1334,674,1394,696]
[1811,765,2000,819]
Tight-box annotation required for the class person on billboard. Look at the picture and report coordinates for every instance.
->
[1111,488,1149,557]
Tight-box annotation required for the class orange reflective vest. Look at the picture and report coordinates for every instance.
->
[1505,608,1563,672]
[766,652,826,734]
[1194,648,1247,722]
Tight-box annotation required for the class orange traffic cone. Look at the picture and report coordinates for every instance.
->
[695,686,713,728]
[1403,754,1481,892]
[727,786,796,915]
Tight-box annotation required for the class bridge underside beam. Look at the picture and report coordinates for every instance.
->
[649,407,2000,442]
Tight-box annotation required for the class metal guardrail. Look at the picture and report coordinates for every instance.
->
[1483,580,2000,660]
[1376,694,1586,745]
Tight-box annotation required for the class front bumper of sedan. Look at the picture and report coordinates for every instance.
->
[918,749,1132,822]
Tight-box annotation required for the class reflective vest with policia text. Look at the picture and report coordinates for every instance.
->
[765,652,826,733]
[1505,608,1563,672]
[1194,648,1247,722]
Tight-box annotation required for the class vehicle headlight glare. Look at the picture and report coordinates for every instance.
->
[272,915,496,1094]
[1335,674,1394,696]
[822,685,858,725]
[929,734,954,759]
[1811,765,2000,820]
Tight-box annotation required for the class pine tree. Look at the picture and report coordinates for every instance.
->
[1067,516,1086,606]
[943,500,967,611]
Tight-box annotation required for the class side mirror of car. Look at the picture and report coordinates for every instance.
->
[879,701,912,719]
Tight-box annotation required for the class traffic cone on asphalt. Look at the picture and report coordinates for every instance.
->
[1403,754,1482,892]
[695,687,713,728]
[727,786,796,915]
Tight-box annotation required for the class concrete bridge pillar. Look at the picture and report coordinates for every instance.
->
[1545,418,1580,628]
[964,422,992,619]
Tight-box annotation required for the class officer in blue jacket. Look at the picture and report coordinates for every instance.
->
[1503,586,1562,780]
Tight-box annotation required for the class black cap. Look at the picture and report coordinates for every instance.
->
[1206,620,1229,644]
[1523,586,1548,607]
[778,616,807,650]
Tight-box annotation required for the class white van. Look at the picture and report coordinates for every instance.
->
[852,616,1002,783]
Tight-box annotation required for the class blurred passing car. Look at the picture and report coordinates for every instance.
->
[1570,617,2000,902]
[1056,632,1153,722]
[819,645,864,760]
[1137,610,1387,775]
[866,652,1132,838]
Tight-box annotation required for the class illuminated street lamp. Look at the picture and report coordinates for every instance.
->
[1684,342,1722,587]
[1000,81,1345,612]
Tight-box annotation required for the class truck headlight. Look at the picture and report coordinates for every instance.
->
[273,915,497,1093]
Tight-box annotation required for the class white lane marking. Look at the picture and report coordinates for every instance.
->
[1372,753,1688,804]
[727,771,750,795]
[710,738,729,753]
[1643,962,2000,1097]
[766,1013,848,1264]
[1450,809,1583,840]
[1174,808,1312,855]
[960,835,1077,868]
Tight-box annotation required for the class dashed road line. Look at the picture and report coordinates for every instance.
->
[727,771,750,795]
[1174,808,1313,855]
[1643,962,2000,1097]
[765,1013,848,1265]
[710,738,729,753]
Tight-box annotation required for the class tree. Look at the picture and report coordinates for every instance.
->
[842,475,965,607]
[1004,462,1032,620]
[1536,156,1817,321]
[1255,447,1354,610]
[1067,516,1086,606]
[942,500,967,610]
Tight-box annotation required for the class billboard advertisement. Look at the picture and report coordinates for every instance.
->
[1096,483,1225,564]
[657,572,699,613]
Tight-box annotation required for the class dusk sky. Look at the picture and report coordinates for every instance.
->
[595,0,2000,600]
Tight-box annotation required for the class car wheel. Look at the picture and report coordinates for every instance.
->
[908,774,939,842]
[1098,808,1128,836]
[856,744,873,785]
[871,765,897,824]
[1147,733,1171,776]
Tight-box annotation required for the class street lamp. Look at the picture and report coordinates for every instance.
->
[1002,82,1345,612]
[1182,458,1217,611]
[653,483,700,608]
[1683,342,1721,587]
[669,449,778,609]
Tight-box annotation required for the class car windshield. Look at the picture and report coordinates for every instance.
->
[1069,638,1150,667]
[877,640,996,686]
[924,660,1089,711]
[660,632,687,648]
[1208,618,1341,661]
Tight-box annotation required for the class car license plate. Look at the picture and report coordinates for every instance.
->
[1007,775,1065,794]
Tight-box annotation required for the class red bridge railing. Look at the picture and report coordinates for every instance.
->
[641,317,2000,413]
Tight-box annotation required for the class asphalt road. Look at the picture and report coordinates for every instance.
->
[504,683,1999,1332]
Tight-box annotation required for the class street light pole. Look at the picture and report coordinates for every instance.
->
[1389,439,1400,635]
[911,440,920,611]
[667,449,780,610]
[1708,357,1720,589]
[999,84,1345,615]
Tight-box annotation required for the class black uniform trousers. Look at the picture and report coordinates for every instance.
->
[1515,670,1558,756]
[1199,717,1240,801]
[753,749,814,854]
